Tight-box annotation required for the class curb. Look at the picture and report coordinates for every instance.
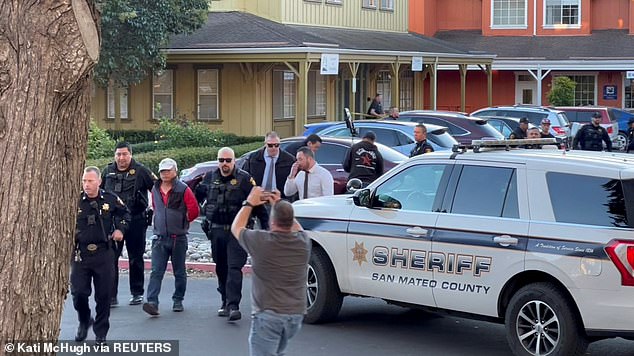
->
[118,259,252,274]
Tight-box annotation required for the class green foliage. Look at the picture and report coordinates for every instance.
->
[86,142,264,176]
[154,118,263,149]
[547,76,576,106]
[94,0,208,87]
[106,129,157,144]
[88,120,116,159]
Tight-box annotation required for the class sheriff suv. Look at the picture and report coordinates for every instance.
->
[295,140,634,356]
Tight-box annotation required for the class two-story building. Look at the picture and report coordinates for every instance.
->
[410,0,634,111]
[90,0,494,136]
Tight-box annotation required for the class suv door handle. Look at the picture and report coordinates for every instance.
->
[493,235,518,246]
[336,169,345,172]
[406,227,428,237]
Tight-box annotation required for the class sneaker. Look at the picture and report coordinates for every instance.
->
[142,302,160,316]
[74,318,94,342]
[172,301,184,312]
[217,304,229,317]
[110,297,118,308]
[228,309,242,321]
[129,295,143,305]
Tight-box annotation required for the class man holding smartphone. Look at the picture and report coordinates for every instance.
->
[198,147,269,321]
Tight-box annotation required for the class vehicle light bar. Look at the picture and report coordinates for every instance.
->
[451,138,560,153]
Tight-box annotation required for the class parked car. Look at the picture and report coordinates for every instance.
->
[471,105,571,138]
[179,136,408,203]
[394,110,505,145]
[555,106,624,150]
[481,116,538,138]
[303,121,337,136]
[315,120,458,155]
[295,139,634,355]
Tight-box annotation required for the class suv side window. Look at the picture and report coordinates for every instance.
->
[546,172,628,227]
[575,111,596,123]
[449,165,518,218]
[416,117,469,136]
[373,164,450,212]
[358,127,400,147]
[315,142,349,165]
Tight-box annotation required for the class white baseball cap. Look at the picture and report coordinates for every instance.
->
[158,158,178,172]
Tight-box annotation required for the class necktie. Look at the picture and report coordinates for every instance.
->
[303,171,309,199]
[264,157,276,191]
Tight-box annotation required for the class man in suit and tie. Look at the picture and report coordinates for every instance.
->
[242,131,295,198]
[284,147,333,200]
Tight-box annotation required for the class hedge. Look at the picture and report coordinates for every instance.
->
[86,142,265,175]
[107,130,158,144]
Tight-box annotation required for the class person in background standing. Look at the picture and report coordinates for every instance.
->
[242,131,295,199]
[409,124,434,157]
[386,106,399,120]
[284,146,334,200]
[572,112,612,151]
[366,94,384,118]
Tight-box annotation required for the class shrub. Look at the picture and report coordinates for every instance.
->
[107,130,158,144]
[154,118,264,149]
[86,141,264,175]
[547,76,576,106]
[88,120,116,159]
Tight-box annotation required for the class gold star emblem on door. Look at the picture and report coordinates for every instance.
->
[350,241,368,266]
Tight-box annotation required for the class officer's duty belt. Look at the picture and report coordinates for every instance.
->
[211,223,231,231]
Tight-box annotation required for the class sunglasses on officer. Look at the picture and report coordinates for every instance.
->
[266,143,280,148]
[218,158,233,163]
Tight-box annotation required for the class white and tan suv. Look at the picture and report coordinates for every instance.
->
[295,140,634,356]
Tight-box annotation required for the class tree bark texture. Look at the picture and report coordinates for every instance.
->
[0,0,99,352]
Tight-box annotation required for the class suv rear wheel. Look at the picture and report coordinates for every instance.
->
[615,131,628,151]
[505,282,588,356]
[304,247,343,324]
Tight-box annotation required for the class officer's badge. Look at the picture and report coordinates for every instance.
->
[129,169,136,175]
[230,179,238,185]
[249,177,256,186]
[102,203,110,212]
[425,148,432,153]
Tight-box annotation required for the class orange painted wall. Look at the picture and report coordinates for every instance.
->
[436,0,481,31]
[630,0,634,34]
[591,0,628,30]
[422,71,516,112]
[535,0,591,36]
[409,0,437,36]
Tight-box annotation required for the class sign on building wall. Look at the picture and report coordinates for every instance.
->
[320,53,339,75]
[603,85,617,100]
[412,57,423,71]
[626,71,634,79]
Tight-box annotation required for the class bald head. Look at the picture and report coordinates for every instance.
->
[271,200,294,230]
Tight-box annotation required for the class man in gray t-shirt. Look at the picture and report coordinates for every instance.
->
[231,187,310,356]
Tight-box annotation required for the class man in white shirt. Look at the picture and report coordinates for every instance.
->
[284,147,334,200]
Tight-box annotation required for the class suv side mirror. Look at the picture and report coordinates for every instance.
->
[352,188,372,207]
[346,178,363,193]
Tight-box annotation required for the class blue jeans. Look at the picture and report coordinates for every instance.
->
[146,235,188,305]
[249,310,304,356]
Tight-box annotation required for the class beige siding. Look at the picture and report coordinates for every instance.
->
[209,0,282,22]
[281,0,408,32]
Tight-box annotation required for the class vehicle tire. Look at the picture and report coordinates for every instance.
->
[615,132,628,151]
[304,247,343,324]
[504,282,588,356]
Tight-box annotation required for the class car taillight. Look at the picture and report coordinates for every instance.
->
[552,126,566,135]
[605,240,634,286]
[607,126,614,134]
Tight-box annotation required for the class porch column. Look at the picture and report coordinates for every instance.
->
[459,64,467,112]
[487,64,493,107]
[429,60,437,110]
[348,62,360,118]
[296,60,310,136]
[528,64,551,106]
[391,61,401,111]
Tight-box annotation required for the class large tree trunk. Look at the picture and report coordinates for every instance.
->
[0,0,99,352]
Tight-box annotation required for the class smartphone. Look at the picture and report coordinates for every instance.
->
[260,191,271,201]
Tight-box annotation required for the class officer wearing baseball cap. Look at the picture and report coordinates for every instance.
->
[508,117,529,139]
[572,112,612,151]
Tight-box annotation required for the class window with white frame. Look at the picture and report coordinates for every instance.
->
[377,71,392,109]
[363,0,377,9]
[625,79,634,109]
[107,84,129,119]
[380,0,393,10]
[197,69,219,120]
[273,70,296,120]
[399,70,414,111]
[544,0,580,27]
[326,0,342,4]
[556,74,595,106]
[308,71,327,117]
[153,70,173,119]
[492,0,527,27]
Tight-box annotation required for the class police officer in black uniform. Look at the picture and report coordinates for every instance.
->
[73,166,130,344]
[197,147,269,322]
[572,112,612,151]
[101,142,156,306]
[626,119,634,153]
[410,124,434,157]
[508,117,529,139]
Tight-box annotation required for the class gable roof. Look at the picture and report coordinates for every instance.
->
[167,11,493,59]
[434,30,634,69]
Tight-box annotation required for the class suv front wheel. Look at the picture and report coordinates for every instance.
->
[505,282,588,356]
[304,247,343,324]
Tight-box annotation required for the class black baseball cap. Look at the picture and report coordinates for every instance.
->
[519,117,529,124]
[592,112,602,118]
